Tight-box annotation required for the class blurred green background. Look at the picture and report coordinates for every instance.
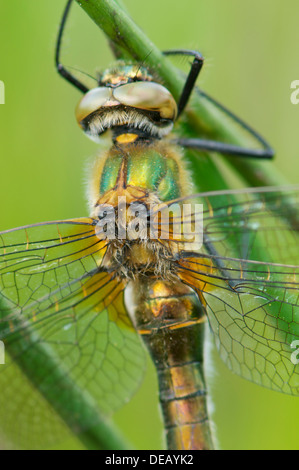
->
[0,0,299,450]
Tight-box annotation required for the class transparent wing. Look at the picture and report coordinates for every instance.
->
[175,187,299,395]
[0,219,145,449]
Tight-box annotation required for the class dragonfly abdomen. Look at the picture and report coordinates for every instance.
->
[125,278,214,450]
[158,351,213,451]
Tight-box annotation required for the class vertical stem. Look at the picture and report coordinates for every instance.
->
[75,0,292,192]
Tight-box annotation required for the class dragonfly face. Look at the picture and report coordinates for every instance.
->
[76,65,177,143]
[0,0,298,451]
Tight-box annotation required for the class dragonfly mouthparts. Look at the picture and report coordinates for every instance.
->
[79,107,174,143]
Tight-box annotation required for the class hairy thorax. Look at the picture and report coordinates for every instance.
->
[102,238,178,281]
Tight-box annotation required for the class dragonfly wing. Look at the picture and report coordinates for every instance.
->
[176,188,299,395]
[0,220,145,448]
[206,279,299,395]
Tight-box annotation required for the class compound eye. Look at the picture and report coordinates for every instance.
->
[113,82,177,121]
[75,87,112,126]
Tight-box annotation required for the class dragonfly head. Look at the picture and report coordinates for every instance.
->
[75,65,177,143]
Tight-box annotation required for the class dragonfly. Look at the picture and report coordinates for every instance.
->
[0,0,299,450]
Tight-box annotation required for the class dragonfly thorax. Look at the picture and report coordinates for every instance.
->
[102,239,177,281]
[94,193,184,281]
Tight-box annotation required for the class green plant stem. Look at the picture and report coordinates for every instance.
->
[0,306,131,450]
[75,0,292,191]
[1,0,296,452]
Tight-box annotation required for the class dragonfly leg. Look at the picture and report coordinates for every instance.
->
[56,0,89,93]
[202,235,241,290]
[181,233,241,292]
[198,89,275,158]
[173,137,274,159]
[163,51,274,159]
[163,49,204,117]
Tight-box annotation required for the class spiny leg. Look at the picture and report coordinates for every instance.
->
[163,49,204,117]
[173,137,274,159]
[163,49,274,159]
